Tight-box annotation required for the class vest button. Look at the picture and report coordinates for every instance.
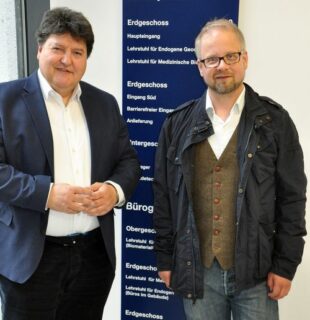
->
[214,166,221,172]
[214,198,220,204]
[213,229,220,235]
[187,261,192,266]
[214,214,220,221]
[238,188,244,194]
[215,182,221,188]
[187,293,192,299]
[247,153,253,158]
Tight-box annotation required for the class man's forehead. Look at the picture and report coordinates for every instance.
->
[200,29,241,50]
[46,33,85,43]
[43,33,87,48]
[201,28,239,42]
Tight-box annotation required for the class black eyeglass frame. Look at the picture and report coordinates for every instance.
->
[199,51,243,68]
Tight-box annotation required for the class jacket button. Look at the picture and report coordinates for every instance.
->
[187,293,192,299]
[215,181,221,188]
[213,229,220,235]
[214,198,220,204]
[214,166,221,172]
[175,157,179,161]
[214,214,220,221]
[238,188,244,194]
[187,261,192,266]
[247,153,253,158]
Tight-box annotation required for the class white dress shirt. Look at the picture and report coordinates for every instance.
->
[38,70,124,236]
[206,88,245,159]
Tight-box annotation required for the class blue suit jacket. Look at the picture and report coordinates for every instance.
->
[0,72,140,283]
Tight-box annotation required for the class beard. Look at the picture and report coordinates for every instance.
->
[207,75,243,95]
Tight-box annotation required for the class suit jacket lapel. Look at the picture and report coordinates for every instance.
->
[80,86,98,183]
[22,72,54,176]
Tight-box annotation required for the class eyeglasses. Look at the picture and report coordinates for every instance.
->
[200,52,242,68]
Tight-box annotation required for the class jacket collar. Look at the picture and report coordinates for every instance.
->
[79,82,101,183]
[23,74,103,183]
[23,72,54,175]
[182,91,213,152]
[182,83,272,158]
[243,83,269,122]
[189,91,213,135]
[236,83,272,171]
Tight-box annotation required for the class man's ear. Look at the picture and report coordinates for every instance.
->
[242,50,248,70]
[197,60,204,77]
[37,45,43,60]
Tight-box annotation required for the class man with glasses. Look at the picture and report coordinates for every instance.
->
[153,18,306,319]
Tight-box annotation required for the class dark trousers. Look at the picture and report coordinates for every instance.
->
[0,228,115,320]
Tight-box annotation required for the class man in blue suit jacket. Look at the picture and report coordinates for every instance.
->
[0,7,140,320]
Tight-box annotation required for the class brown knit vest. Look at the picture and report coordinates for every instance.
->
[192,129,239,270]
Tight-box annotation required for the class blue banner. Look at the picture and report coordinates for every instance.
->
[122,1,239,319]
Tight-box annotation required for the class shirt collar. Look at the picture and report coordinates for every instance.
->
[206,86,246,120]
[37,69,82,102]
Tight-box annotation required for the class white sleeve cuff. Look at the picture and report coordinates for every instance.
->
[105,181,126,207]
[45,183,54,211]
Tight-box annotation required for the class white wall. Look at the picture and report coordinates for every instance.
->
[0,0,18,82]
[50,1,310,319]
[239,1,310,319]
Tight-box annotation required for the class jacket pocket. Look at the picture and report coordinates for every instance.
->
[0,204,13,226]
[252,163,275,184]
[170,237,192,295]
[251,143,276,212]
[167,145,182,193]
[252,135,276,184]
[257,222,276,278]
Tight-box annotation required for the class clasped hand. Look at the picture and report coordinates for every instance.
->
[47,182,118,216]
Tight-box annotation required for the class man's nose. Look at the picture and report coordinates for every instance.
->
[217,57,228,69]
[61,52,72,65]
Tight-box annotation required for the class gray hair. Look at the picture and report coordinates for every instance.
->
[195,18,246,60]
